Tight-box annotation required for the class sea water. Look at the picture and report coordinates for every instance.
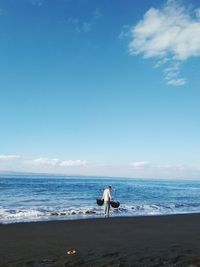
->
[0,175,200,224]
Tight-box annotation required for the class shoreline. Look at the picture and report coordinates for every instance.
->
[1,213,200,266]
[1,211,200,225]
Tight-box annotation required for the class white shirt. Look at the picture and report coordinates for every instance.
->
[102,188,111,202]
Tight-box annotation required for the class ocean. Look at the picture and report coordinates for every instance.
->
[0,175,200,224]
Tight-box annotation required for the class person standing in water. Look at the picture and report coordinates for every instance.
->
[102,186,112,218]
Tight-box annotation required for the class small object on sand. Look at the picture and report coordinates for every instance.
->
[96,198,104,206]
[67,250,76,255]
[111,200,120,208]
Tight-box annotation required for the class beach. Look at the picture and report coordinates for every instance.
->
[1,214,200,267]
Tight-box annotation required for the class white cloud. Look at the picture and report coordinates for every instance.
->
[0,155,20,161]
[59,160,88,167]
[1,154,200,179]
[30,157,60,166]
[167,78,186,86]
[128,0,200,85]
[130,161,151,169]
[26,157,88,168]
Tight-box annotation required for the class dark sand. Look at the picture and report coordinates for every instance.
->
[1,214,200,267]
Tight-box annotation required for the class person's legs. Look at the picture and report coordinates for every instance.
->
[104,201,110,217]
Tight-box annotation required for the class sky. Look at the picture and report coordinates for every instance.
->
[0,0,200,179]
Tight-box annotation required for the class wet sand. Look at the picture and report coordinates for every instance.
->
[1,214,200,267]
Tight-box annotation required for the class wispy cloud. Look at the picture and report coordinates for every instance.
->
[127,0,200,86]
[118,25,132,39]
[93,8,102,20]
[67,8,102,33]
[196,8,200,18]
[30,0,44,6]
[130,161,151,169]
[26,157,88,167]
[167,78,186,86]
[60,160,88,167]
[67,17,92,33]
[0,8,7,16]
[28,157,60,166]
[0,154,20,161]
[1,154,200,179]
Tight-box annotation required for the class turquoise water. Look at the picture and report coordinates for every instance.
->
[0,175,200,223]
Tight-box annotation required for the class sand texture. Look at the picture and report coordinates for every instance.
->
[1,214,200,267]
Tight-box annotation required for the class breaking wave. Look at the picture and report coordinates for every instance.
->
[1,203,200,224]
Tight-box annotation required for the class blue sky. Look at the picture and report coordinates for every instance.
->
[0,0,200,178]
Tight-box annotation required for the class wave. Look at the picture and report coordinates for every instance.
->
[1,203,200,224]
[0,207,101,224]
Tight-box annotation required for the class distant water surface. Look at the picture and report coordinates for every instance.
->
[0,175,200,224]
